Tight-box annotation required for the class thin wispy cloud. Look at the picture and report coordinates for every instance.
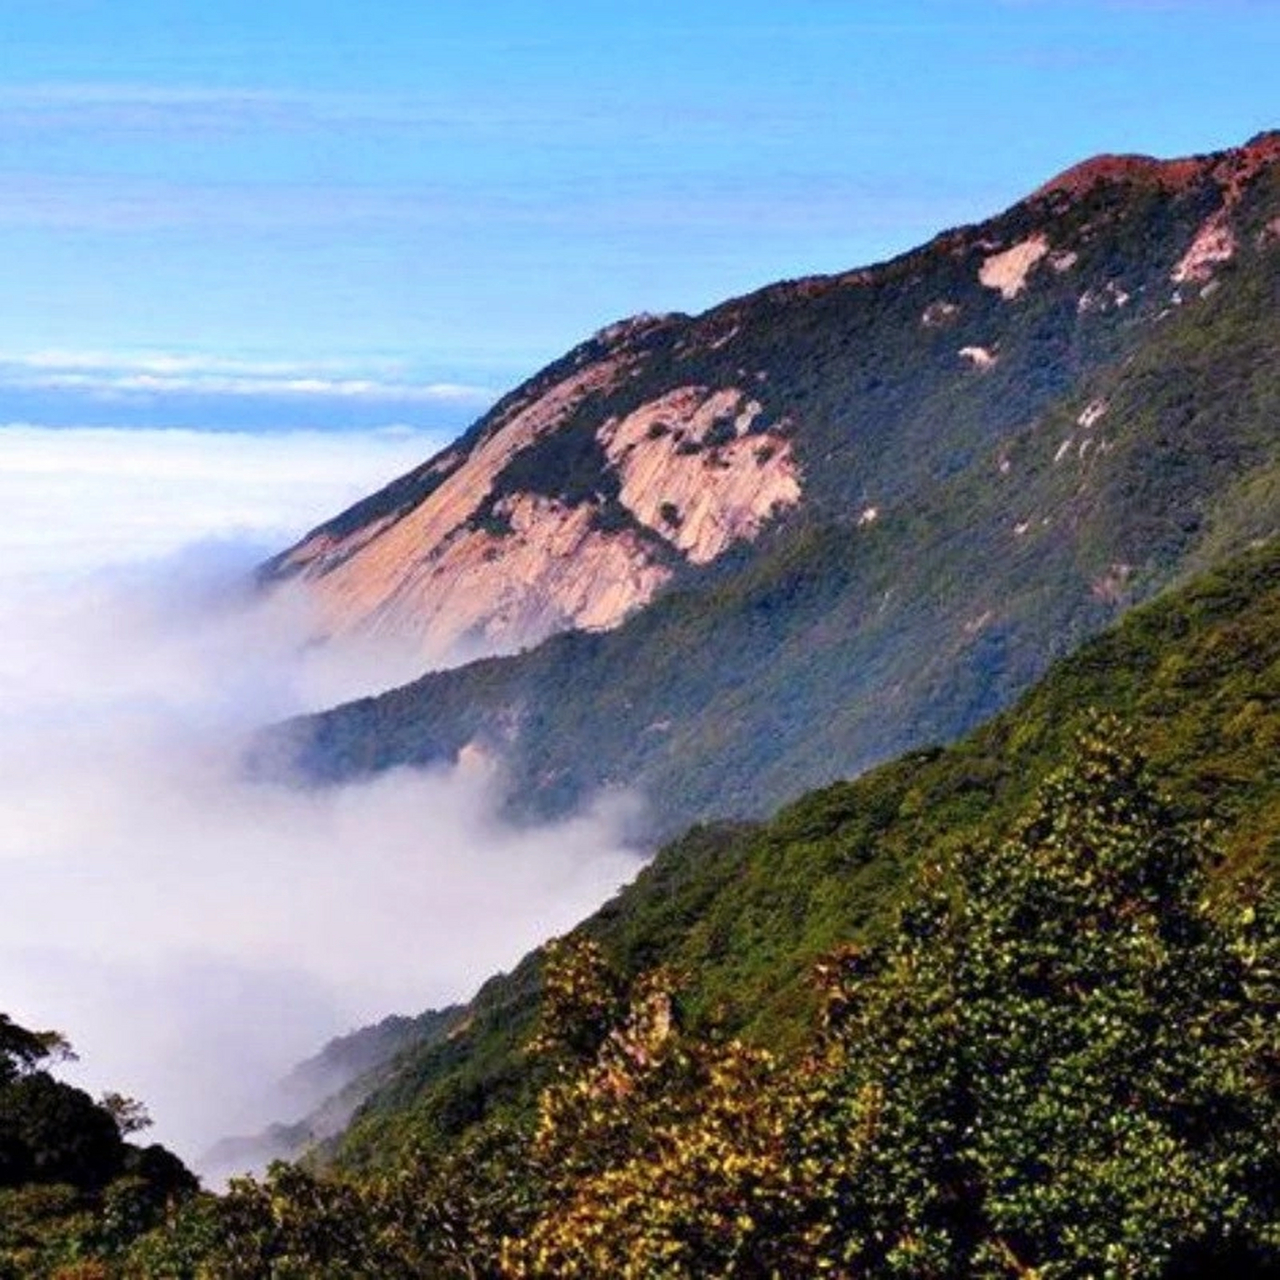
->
[1092,0,1269,9]
[0,80,821,141]
[14,350,397,376]
[0,82,474,139]
[0,171,487,233]
[999,0,1269,10]
[11,371,488,404]
[0,351,492,406]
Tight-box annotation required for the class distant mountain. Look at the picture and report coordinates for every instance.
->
[200,1007,461,1180]
[263,131,1280,837]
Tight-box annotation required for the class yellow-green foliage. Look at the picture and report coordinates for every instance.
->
[502,725,1279,1278]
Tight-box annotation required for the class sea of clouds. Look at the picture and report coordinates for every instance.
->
[0,423,643,1170]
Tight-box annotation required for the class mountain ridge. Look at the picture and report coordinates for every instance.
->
[259,128,1280,838]
[263,131,1280,666]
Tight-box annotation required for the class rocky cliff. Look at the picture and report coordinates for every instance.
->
[264,315,800,660]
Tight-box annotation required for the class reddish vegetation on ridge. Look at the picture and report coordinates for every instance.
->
[1034,130,1280,203]
[1032,152,1205,201]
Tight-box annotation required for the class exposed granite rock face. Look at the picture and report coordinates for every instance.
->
[267,338,801,660]
[271,347,684,658]
[597,386,799,565]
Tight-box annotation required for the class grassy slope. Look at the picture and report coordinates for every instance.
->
[332,537,1280,1170]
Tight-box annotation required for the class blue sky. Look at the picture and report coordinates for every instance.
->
[0,0,1277,431]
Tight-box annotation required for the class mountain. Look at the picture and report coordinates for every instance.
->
[309,532,1280,1177]
[67,132,1280,1277]
[27,533,1280,1273]
[262,131,1280,837]
[199,1007,461,1181]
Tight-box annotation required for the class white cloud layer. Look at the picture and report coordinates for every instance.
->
[0,424,645,1169]
[0,422,447,575]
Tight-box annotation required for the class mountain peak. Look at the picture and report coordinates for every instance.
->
[1033,129,1280,205]
[1241,127,1280,157]
[1215,128,1280,197]
[1032,151,1203,202]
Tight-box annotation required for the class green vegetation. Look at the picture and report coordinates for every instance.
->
[0,1015,197,1279]
[316,536,1280,1177]
[504,731,1279,1276]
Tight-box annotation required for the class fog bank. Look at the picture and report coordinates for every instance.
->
[0,424,645,1167]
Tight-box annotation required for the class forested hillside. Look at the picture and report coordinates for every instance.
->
[329,538,1280,1176]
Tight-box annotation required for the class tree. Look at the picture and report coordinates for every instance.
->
[98,1094,151,1139]
[0,1015,60,1085]
[506,940,814,1277]
[803,719,1280,1276]
[0,1074,125,1192]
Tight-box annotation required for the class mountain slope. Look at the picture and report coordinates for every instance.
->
[324,534,1280,1172]
[265,133,1280,653]
[127,672,1280,1274]
[263,132,1280,837]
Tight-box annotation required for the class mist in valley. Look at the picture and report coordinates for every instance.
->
[0,424,645,1170]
